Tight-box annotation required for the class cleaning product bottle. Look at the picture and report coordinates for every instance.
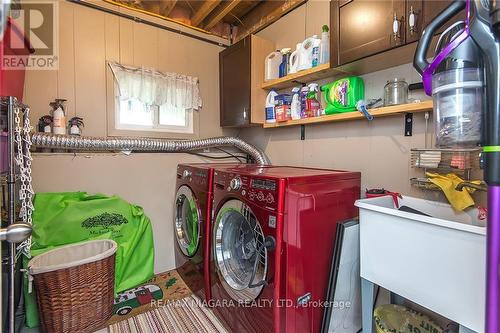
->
[290,87,301,120]
[265,89,278,123]
[299,85,309,118]
[298,35,320,71]
[320,25,330,64]
[50,99,67,135]
[279,48,292,78]
[265,51,282,81]
[306,83,321,117]
[312,37,322,68]
[289,43,301,74]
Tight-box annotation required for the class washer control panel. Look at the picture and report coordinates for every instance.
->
[215,172,278,210]
[178,166,208,187]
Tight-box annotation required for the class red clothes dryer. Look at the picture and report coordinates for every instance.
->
[173,163,268,302]
[210,166,361,332]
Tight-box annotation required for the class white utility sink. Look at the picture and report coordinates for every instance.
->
[356,195,486,333]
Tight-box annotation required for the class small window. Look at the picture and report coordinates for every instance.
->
[109,62,201,137]
[115,97,193,134]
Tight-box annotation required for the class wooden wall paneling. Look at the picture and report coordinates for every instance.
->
[105,13,120,137]
[157,28,175,72]
[57,1,76,118]
[73,6,107,136]
[118,18,134,65]
[133,22,159,68]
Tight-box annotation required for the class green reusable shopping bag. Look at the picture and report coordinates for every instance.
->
[23,192,155,328]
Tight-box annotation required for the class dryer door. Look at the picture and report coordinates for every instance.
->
[214,199,268,302]
[174,185,201,257]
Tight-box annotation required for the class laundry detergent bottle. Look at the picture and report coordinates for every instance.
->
[289,43,301,74]
[265,89,278,123]
[265,51,282,82]
[298,35,320,71]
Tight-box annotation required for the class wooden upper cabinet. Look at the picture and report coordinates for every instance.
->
[337,0,406,65]
[220,37,251,127]
[406,0,465,43]
[219,35,274,128]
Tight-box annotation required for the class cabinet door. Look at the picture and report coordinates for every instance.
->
[219,37,251,127]
[406,0,465,44]
[338,0,406,65]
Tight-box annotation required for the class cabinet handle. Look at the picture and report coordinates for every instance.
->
[408,6,418,35]
[392,13,401,41]
[243,107,247,120]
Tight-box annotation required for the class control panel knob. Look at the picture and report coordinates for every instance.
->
[230,177,242,190]
[182,170,192,179]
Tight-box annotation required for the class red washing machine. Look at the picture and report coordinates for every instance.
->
[173,163,269,302]
[210,166,361,332]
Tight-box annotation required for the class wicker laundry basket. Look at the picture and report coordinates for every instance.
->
[28,240,117,333]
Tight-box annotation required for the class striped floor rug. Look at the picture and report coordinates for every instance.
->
[107,295,228,333]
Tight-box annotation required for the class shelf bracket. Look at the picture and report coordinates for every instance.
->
[405,113,413,136]
[300,125,305,140]
[292,80,306,86]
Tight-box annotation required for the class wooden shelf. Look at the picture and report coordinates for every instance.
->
[262,100,433,128]
[261,63,347,90]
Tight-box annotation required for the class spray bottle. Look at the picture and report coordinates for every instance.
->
[306,83,321,118]
[50,99,67,135]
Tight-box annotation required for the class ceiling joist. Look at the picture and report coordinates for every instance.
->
[235,0,306,41]
[159,0,177,16]
[109,0,308,41]
[203,0,242,30]
[191,0,222,26]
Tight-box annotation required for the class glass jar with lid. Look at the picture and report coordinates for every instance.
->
[384,78,408,106]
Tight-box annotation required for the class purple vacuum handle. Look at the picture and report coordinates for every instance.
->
[413,0,469,95]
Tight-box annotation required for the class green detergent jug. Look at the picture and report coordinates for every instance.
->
[321,76,364,114]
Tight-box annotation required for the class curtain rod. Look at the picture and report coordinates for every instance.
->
[66,0,228,48]
[108,61,199,81]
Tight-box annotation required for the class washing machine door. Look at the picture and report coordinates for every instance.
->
[174,185,201,257]
[214,199,268,302]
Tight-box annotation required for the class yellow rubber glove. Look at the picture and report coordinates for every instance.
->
[426,172,476,211]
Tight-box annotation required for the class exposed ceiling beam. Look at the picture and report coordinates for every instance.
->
[191,0,221,26]
[159,0,177,16]
[203,0,241,30]
[235,0,306,41]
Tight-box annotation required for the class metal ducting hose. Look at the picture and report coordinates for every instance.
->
[31,133,271,165]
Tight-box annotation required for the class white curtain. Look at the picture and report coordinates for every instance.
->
[108,61,202,110]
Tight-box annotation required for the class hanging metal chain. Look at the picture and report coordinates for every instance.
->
[13,103,34,257]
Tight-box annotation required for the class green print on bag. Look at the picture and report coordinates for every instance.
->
[82,212,129,238]
[82,212,129,228]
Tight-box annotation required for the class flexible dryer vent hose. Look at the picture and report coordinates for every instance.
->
[31,133,271,165]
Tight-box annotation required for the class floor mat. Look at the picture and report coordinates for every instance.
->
[107,270,193,326]
[107,295,228,333]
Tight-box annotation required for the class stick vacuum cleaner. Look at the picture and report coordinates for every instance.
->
[414,0,500,331]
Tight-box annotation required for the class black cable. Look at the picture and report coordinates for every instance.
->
[187,152,244,163]
[214,147,250,163]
